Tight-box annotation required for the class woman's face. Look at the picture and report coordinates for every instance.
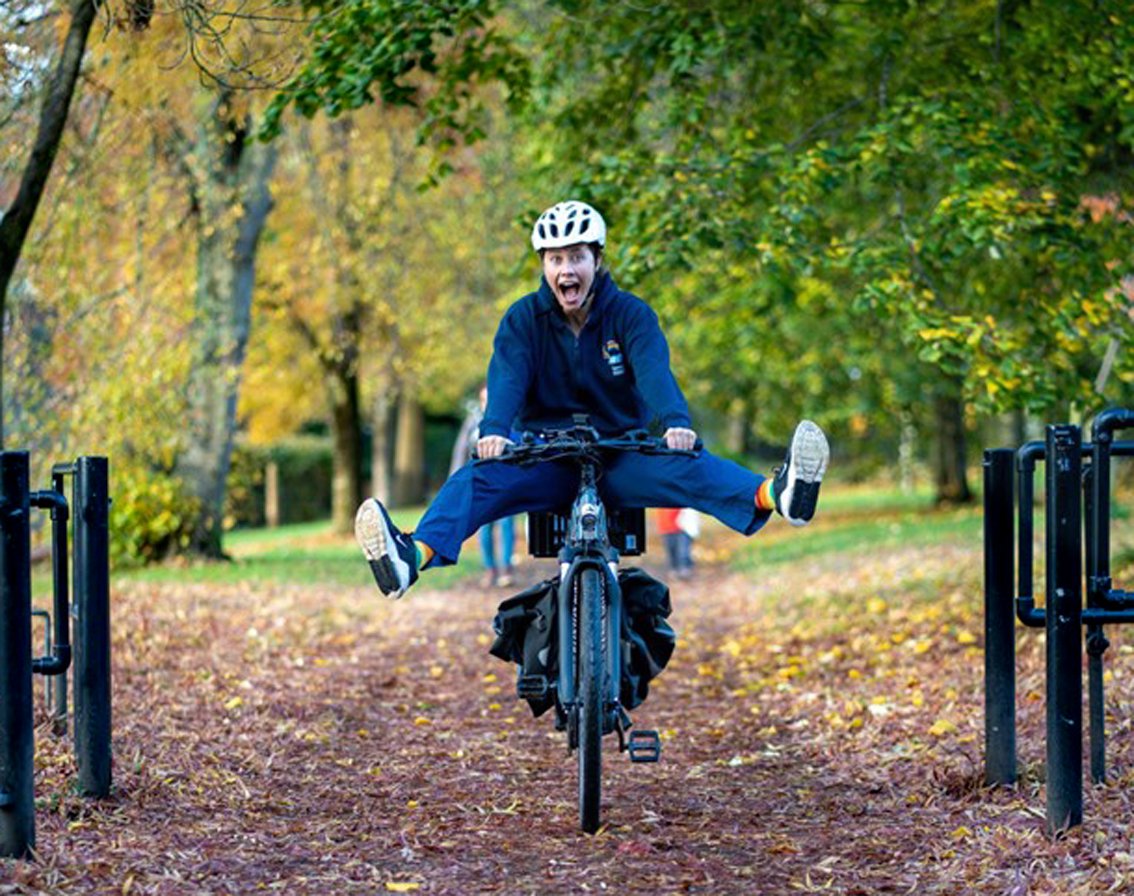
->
[541,243,598,318]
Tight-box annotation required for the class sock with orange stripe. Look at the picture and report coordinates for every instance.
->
[755,479,776,512]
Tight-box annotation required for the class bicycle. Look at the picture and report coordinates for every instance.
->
[487,419,696,833]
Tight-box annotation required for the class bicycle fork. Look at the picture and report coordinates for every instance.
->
[555,554,620,734]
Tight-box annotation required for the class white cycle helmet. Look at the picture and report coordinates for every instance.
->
[531,200,606,252]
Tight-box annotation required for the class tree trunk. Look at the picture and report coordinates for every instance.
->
[328,367,363,535]
[0,0,101,446]
[930,386,972,506]
[176,94,278,557]
[290,116,368,532]
[370,390,394,504]
[898,408,916,494]
[392,391,425,507]
[724,398,752,456]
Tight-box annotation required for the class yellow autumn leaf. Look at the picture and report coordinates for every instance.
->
[385,883,421,892]
[929,719,957,737]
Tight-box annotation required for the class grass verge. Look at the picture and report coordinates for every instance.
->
[115,507,480,590]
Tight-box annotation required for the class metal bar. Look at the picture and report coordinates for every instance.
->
[1087,630,1109,785]
[73,457,111,798]
[1011,440,1134,626]
[0,452,35,857]
[1106,588,1134,604]
[1098,589,1134,609]
[1015,443,1046,627]
[1092,408,1134,441]
[1083,464,1107,785]
[49,470,68,735]
[605,564,622,718]
[1089,421,1113,619]
[30,609,50,705]
[1082,608,1134,624]
[983,449,1017,785]
[1045,424,1083,833]
[29,490,70,676]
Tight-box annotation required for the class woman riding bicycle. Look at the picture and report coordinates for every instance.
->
[356,200,830,598]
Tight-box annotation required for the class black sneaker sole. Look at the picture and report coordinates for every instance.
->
[355,499,414,598]
[783,421,829,526]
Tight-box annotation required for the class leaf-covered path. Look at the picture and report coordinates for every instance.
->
[7,529,1134,895]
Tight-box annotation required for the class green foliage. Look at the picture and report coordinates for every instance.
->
[226,437,334,529]
[261,0,531,176]
[225,443,268,528]
[110,465,201,569]
[526,0,1134,426]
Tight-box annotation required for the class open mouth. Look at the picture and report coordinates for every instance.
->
[558,280,582,303]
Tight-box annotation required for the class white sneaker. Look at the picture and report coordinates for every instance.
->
[354,498,419,598]
[772,420,829,526]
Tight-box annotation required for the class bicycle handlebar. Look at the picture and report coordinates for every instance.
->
[477,427,701,466]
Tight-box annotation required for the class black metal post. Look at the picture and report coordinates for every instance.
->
[1082,464,1109,785]
[73,457,111,797]
[1045,425,1083,833]
[0,452,34,857]
[984,449,1017,785]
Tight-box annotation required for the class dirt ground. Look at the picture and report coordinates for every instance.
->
[5,527,1134,895]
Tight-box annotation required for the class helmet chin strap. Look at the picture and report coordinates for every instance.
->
[580,279,599,311]
[562,288,594,334]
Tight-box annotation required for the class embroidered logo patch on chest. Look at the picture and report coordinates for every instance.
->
[603,339,625,377]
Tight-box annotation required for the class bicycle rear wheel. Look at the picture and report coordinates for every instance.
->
[577,566,605,833]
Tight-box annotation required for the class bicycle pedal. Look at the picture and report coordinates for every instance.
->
[516,674,550,700]
[627,729,662,763]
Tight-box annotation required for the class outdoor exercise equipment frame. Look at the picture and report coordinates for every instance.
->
[0,453,110,858]
[984,407,1134,834]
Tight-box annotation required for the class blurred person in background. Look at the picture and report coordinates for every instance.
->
[450,383,516,588]
[655,507,698,579]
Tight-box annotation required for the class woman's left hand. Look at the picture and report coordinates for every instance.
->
[663,427,698,450]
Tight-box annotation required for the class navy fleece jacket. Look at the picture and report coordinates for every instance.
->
[481,270,692,438]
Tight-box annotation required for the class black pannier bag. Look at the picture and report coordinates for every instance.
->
[489,567,676,717]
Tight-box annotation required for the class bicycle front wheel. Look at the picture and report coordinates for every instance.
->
[577,566,605,833]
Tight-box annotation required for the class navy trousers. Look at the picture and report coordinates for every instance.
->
[414,449,769,566]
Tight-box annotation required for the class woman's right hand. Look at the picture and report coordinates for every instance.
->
[477,435,515,459]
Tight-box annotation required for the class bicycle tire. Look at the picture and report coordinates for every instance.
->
[577,567,605,833]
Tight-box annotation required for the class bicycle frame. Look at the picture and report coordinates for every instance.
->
[485,423,686,831]
[555,461,624,737]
